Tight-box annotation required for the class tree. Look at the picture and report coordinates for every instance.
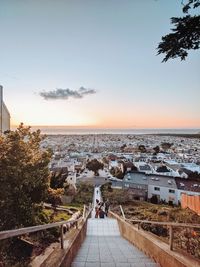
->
[157,0,200,61]
[47,188,63,206]
[102,157,109,165]
[110,167,124,179]
[0,124,52,230]
[123,162,138,173]
[153,146,160,154]
[120,144,127,152]
[50,168,68,189]
[161,142,173,151]
[73,182,94,204]
[138,145,146,153]
[86,159,104,176]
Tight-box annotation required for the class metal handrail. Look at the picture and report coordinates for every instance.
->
[0,205,92,249]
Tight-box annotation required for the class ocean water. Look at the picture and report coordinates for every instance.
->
[12,126,200,135]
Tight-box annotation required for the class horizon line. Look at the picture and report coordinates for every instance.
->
[11,125,200,130]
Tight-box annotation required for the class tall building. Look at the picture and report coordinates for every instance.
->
[0,85,10,134]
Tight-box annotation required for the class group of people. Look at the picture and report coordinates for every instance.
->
[95,199,110,219]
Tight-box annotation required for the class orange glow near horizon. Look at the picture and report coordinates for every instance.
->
[10,117,200,129]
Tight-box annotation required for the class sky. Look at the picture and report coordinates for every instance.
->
[0,0,200,129]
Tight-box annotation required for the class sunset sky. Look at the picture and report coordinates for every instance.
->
[0,0,200,129]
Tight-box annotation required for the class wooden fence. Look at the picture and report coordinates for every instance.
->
[181,193,200,215]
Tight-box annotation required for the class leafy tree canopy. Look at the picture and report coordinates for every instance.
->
[157,0,200,61]
[110,167,124,179]
[161,142,173,151]
[138,145,146,153]
[86,159,104,176]
[50,168,68,189]
[0,123,52,230]
[153,146,160,154]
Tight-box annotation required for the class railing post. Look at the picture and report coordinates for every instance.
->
[83,204,86,220]
[120,205,126,220]
[60,224,64,249]
[169,225,173,251]
[75,221,78,229]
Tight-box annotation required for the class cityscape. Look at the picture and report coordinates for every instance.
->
[0,1,200,267]
[44,133,200,205]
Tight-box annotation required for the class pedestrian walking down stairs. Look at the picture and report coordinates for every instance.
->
[71,186,160,267]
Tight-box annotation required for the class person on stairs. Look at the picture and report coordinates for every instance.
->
[95,199,100,218]
[99,202,105,219]
[105,199,110,217]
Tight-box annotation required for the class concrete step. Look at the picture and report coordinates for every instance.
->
[71,235,159,267]
[87,218,120,236]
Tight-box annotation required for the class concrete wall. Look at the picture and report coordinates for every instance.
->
[181,193,200,215]
[109,211,200,267]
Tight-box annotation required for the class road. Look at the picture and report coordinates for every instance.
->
[77,175,109,186]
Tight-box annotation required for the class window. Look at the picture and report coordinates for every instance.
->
[154,187,160,191]
[169,189,175,194]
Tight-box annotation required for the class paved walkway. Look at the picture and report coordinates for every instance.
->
[71,187,159,267]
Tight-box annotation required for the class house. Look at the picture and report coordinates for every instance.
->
[148,175,178,205]
[180,163,200,174]
[177,167,193,179]
[123,172,148,201]
[134,162,153,174]
[175,178,200,203]
[66,171,77,189]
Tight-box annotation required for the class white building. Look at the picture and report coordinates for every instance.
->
[148,176,178,204]
[134,162,153,174]
[0,85,10,134]
[66,171,77,189]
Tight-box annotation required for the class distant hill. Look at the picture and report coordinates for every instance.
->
[152,134,200,139]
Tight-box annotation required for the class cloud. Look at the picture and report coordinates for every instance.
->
[39,87,96,100]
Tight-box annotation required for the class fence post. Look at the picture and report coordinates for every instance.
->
[120,205,126,220]
[169,225,173,251]
[60,224,64,249]
[83,205,86,220]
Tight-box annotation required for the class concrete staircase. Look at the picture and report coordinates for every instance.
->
[71,187,159,267]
